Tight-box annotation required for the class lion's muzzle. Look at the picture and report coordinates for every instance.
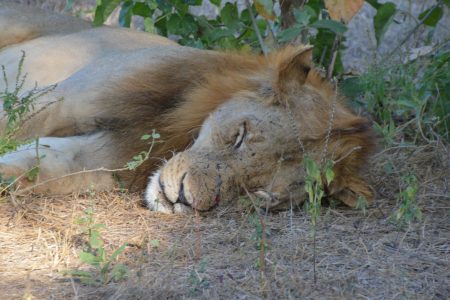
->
[145,152,235,213]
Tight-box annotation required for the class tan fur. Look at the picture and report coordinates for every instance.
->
[0,4,375,213]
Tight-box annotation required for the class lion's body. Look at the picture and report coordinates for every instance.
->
[0,3,375,213]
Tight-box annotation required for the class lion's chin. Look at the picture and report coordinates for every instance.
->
[145,170,193,214]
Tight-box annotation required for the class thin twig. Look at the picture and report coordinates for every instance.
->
[245,0,268,56]
[333,146,362,164]
[327,35,341,79]
[320,80,338,167]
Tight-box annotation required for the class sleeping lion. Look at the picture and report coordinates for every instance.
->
[0,3,375,213]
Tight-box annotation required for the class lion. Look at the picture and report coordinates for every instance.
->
[0,3,375,213]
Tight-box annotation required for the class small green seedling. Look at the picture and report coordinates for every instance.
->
[63,205,128,285]
[303,156,335,283]
[126,130,161,170]
[392,174,422,227]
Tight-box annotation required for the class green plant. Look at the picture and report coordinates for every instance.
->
[391,174,422,227]
[345,49,449,144]
[126,129,161,170]
[93,0,268,51]
[303,156,334,283]
[248,211,269,263]
[0,51,56,155]
[355,196,368,216]
[188,259,209,296]
[64,204,128,285]
[92,1,356,76]
[0,51,60,192]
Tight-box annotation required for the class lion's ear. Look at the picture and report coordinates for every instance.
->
[276,45,313,91]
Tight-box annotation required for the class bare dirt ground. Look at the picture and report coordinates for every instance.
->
[1,144,449,299]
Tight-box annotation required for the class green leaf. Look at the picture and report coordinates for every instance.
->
[111,263,128,281]
[419,6,443,27]
[132,2,152,17]
[210,0,221,6]
[183,0,202,5]
[277,26,302,43]
[178,14,199,36]
[118,1,133,27]
[79,252,101,266]
[144,18,157,34]
[293,6,316,26]
[62,269,92,278]
[373,2,396,46]
[141,134,151,140]
[324,160,335,185]
[356,196,367,215]
[89,230,104,249]
[208,28,235,42]
[365,0,381,9]
[166,14,181,35]
[304,156,321,182]
[93,0,121,26]
[311,20,347,35]
[26,166,39,181]
[221,3,240,30]
[109,243,128,262]
[340,77,364,98]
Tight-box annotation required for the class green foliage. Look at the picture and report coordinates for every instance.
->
[355,196,368,216]
[126,129,161,170]
[304,156,334,227]
[92,0,351,75]
[345,49,449,144]
[303,156,335,283]
[248,212,269,251]
[64,205,128,285]
[371,2,396,46]
[367,1,445,47]
[391,175,422,227]
[419,6,444,27]
[93,0,265,50]
[0,51,56,156]
[188,259,209,296]
[0,52,58,191]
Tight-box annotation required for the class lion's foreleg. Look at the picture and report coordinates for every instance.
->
[0,132,119,194]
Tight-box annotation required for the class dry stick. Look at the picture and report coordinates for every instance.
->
[385,0,443,60]
[326,35,341,80]
[245,0,268,57]
[320,81,338,167]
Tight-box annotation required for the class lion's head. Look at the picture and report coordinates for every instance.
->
[144,46,375,213]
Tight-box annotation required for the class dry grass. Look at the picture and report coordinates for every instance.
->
[1,144,449,299]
